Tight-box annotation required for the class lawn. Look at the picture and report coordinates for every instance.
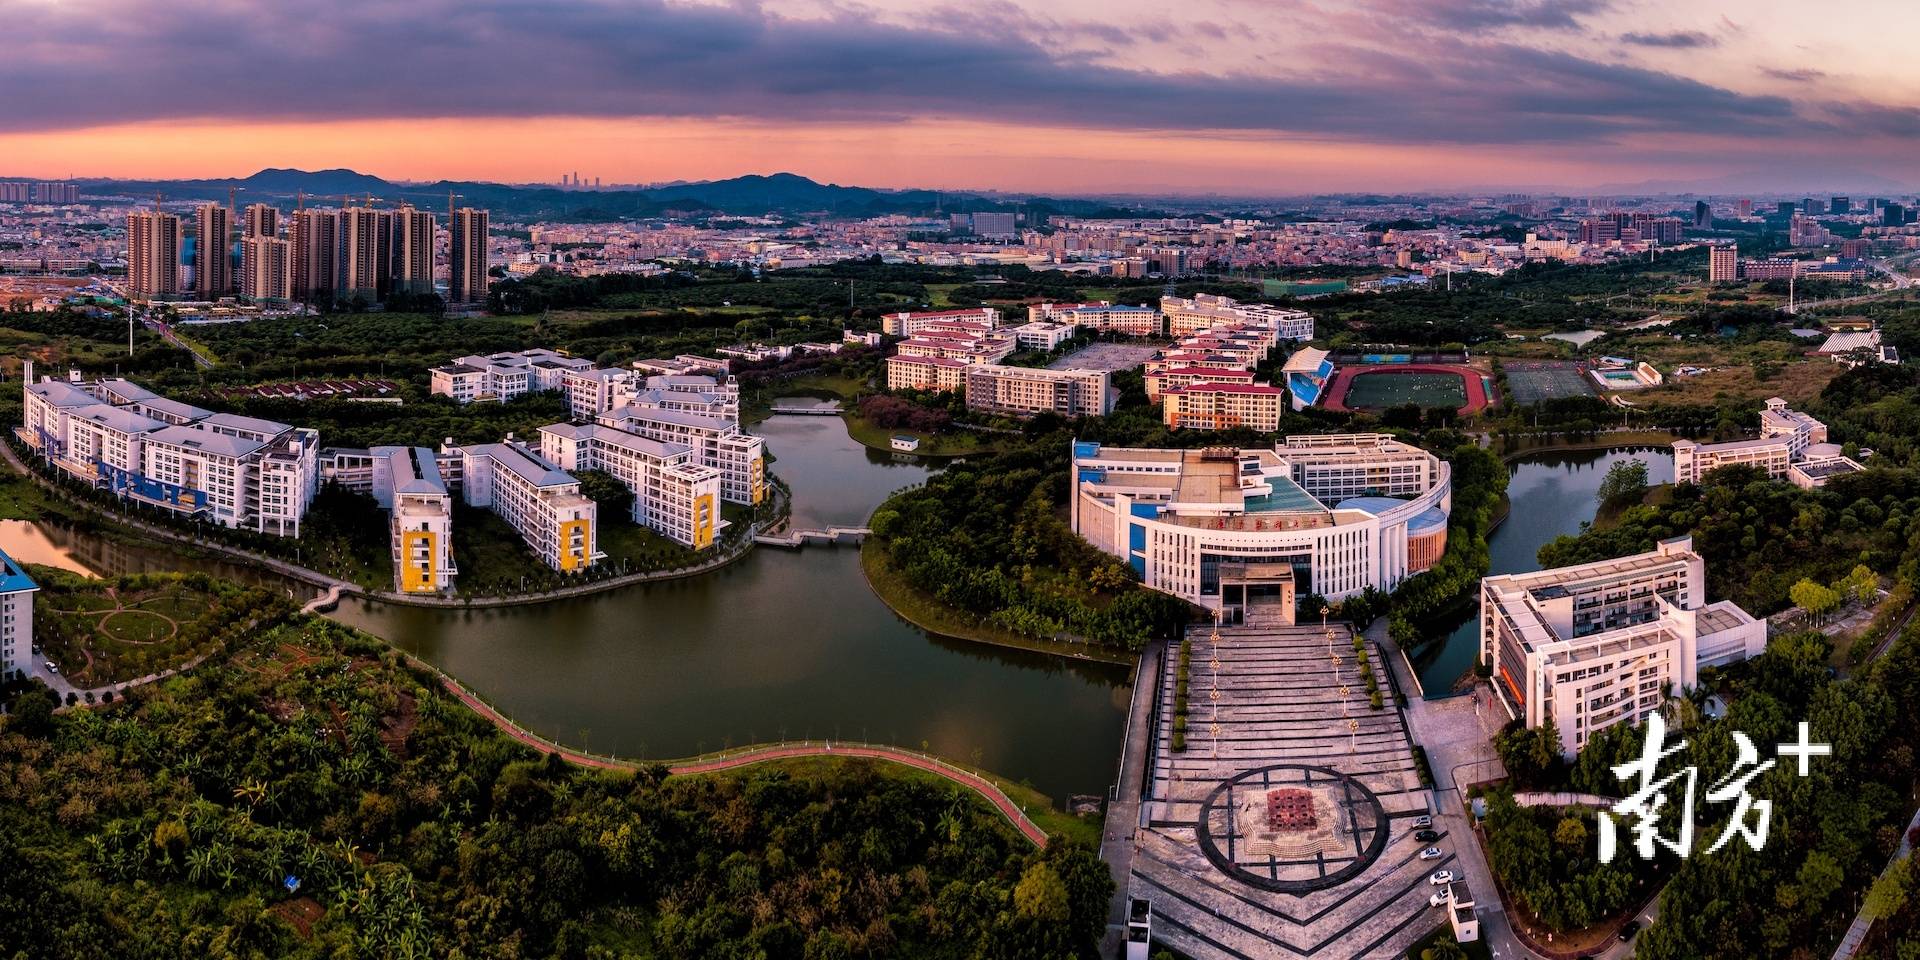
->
[32,569,260,686]
[840,411,1001,458]
[1342,371,1470,410]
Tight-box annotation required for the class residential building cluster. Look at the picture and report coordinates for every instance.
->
[119,201,490,306]
[1069,434,1452,614]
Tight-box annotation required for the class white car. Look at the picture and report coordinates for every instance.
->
[1419,846,1444,861]
[1429,892,1449,907]
[1428,870,1455,885]
[1411,815,1433,828]
[44,661,58,675]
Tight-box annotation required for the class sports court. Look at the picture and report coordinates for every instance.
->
[1321,364,1494,416]
[1339,372,1467,411]
[1503,360,1593,405]
[1049,342,1162,372]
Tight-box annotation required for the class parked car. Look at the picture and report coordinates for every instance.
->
[1621,920,1641,941]
[1419,846,1444,861]
[1428,870,1455,885]
[1415,829,1441,842]
[44,661,58,675]
[1429,892,1449,908]
[1411,815,1433,828]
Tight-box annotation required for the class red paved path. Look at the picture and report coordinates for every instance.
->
[441,678,1047,846]
[1321,363,1494,415]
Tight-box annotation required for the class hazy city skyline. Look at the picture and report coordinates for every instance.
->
[2,0,1917,194]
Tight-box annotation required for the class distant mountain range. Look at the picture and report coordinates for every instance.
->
[60,168,1147,221]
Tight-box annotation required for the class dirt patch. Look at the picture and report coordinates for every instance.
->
[268,897,324,940]
[380,689,418,758]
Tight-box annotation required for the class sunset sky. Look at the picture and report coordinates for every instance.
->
[3,0,1916,194]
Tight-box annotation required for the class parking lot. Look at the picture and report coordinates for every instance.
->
[1129,623,1451,959]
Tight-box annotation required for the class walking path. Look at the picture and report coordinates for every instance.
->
[435,674,1048,847]
[1100,639,1163,958]
[1831,805,1920,960]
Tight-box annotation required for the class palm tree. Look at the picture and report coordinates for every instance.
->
[186,847,214,884]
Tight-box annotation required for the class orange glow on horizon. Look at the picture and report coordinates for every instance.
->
[0,115,1664,195]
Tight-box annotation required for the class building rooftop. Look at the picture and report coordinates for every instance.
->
[26,380,97,408]
[0,548,37,595]
[466,442,578,488]
[145,424,268,459]
[72,403,164,435]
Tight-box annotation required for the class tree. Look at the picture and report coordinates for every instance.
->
[1422,936,1469,960]
[1867,858,1914,920]
[1012,861,1070,922]
[1554,815,1588,852]
[1790,578,1841,625]
[1597,458,1650,509]
[5,686,57,737]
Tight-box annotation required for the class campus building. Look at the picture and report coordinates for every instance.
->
[1161,382,1286,432]
[21,373,319,536]
[430,349,595,404]
[1145,366,1258,400]
[885,355,970,392]
[1672,398,1861,486]
[454,441,599,572]
[597,405,766,506]
[964,364,1112,418]
[1282,347,1334,410]
[1059,303,1164,337]
[1069,434,1451,614]
[372,446,457,594]
[881,307,1001,336]
[0,549,36,683]
[1161,293,1314,340]
[1480,536,1765,757]
[539,422,723,549]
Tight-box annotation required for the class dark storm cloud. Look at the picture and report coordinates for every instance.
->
[0,0,1815,145]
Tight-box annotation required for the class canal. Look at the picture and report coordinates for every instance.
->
[3,415,1134,803]
[1411,445,1675,693]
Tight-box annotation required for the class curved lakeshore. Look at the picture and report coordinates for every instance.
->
[3,413,1136,804]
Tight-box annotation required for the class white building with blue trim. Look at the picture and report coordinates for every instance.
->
[1069,434,1451,616]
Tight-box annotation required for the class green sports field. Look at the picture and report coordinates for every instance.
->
[1339,371,1468,410]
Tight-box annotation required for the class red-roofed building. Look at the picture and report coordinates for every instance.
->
[1145,365,1257,400]
[885,355,971,392]
[881,307,1001,336]
[1162,382,1286,431]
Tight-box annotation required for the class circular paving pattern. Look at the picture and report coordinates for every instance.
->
[1193,763,1390,894]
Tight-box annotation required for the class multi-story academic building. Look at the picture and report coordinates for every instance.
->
[1161,293,1314,340]
[885,354,970,392]
[964,364,1112,418]
[1069,434,1451,614]
[880,307,1001,336]
[372,446,457,594]
[0,549,36,683]
[455,441,599,572]
[1672,398,1861,486]
[1480,536,1765,756]
[597,405,766,506]
[430,349,595,404]
[21,373,318,536]
[539,422,723,549]
[1161,382,1287,431]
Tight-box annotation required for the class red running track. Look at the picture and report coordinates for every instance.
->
[440,678,1047,846]
[1319,363,1494,415]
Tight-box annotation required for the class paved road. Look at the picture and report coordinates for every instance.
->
[1831,806,1920,960]
[1099,640,1160,958]
[438,675,1049,846]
